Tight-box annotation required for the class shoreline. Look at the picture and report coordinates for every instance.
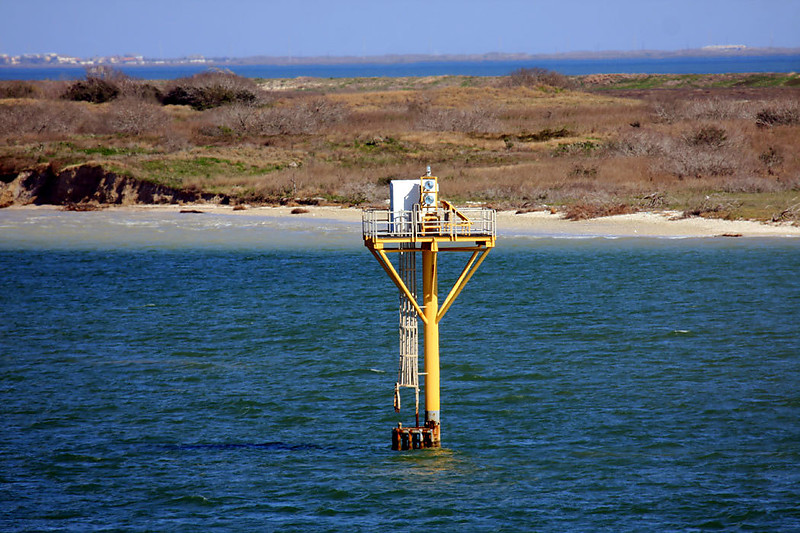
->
[5,204,800,239]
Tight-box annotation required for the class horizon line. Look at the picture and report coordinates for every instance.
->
[3,45,800,64]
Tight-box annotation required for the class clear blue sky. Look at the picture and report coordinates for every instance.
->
[2,0,799,58]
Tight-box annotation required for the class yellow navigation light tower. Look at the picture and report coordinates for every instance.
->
[362,167,496,450]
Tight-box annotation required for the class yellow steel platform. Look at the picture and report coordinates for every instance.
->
[363,199,496,449]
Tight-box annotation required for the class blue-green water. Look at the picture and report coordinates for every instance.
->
[2,54,800,81]
[2,210,799,531]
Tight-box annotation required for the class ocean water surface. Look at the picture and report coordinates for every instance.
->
[1,210,799,531]
[2,54,800,80]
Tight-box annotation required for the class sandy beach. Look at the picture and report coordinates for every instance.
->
[42,204,798,239]
[497,210,800,238]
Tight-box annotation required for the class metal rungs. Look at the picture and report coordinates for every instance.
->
[397,244,418,392]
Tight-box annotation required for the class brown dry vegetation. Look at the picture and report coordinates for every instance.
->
[1,69,799,220]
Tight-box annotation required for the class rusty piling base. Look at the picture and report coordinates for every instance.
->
[391,422,441,450]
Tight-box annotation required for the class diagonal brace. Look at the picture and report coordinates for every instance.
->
[369,247,428,324]
[436,247,491,323]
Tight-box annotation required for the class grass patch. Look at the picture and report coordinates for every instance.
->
[592,73,800,90]
[721,74,797,88]
[139,157,284,187]
[101,163,136,179]
[672,192,800,221]
[596,75,667,90]
[77,146,150,157]
[516,128,572,142]
[353,136,410,153]
[552,140,601,156]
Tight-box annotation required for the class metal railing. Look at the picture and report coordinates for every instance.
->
[362,206,496,241]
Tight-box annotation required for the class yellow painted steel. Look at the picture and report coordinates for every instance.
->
[437,248,491,323]
[365,237,493,442]
[363,176,494,448]
[368,247,428,324]
[422,244,440,421]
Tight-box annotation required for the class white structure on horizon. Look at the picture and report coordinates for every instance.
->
[702,45,747,51]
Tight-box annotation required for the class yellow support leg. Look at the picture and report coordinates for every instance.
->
[422,243,441,446]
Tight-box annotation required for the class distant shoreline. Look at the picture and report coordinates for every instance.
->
[3,52,799,81]
[186,46,800,65]
[3,46,800,69]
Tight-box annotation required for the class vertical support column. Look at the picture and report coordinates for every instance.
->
[422,242,441,446]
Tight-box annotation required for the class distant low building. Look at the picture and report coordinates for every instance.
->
[702,45,747,51]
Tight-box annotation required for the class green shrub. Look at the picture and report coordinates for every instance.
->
[759,146,783,174]
[686,125,727,148]
[504,67,572,89]
[162,71,260,110]
[123,83,163,102]
[552,140,599,156]
[0,81,37,99]
[62,77,120,103]
[517,127,571,142]
[756,104,800,127]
